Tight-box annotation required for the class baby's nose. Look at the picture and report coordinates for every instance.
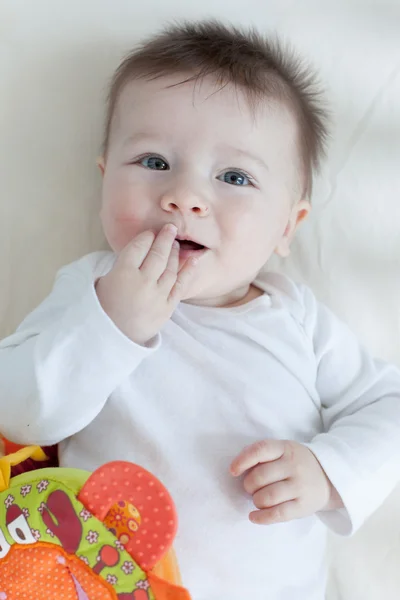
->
[160,190,209,216]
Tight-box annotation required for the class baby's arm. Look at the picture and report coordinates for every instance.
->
[301,286,400,535]
[0,226,196,447]
[231,282,400,532]
[0,253,154,446]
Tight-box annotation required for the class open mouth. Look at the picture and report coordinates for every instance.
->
[177,239,205,251]
[176,237,208,259]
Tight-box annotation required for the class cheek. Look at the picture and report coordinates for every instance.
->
[101,213,145,252]
[219,198,287,250]
[100,171,150,251]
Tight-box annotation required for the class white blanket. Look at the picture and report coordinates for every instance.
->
[1,1,400,598]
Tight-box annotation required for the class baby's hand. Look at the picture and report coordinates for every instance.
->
[230,440,343,525]
[96,224,197,345]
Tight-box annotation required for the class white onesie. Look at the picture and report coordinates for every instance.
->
[1,251,400,599]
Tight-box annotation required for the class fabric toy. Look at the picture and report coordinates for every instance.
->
[0,445,191,599]
[0,438,59,477]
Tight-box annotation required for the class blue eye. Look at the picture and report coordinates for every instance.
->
[220,171,251,186]
[140,156,169,170]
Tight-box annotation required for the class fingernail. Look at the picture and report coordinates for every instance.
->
[166,224,178,233]
[172,240,180,249]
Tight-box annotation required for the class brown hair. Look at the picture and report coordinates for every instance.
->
[103,20,329,198]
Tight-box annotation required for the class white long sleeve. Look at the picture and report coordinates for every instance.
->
[298,285,400,535]
[0,252,158,445]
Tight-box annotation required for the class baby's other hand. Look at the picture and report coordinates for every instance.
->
[230,439,344,525]
[96,224,197,345]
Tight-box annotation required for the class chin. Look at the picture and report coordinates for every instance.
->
[180,287,205,303]
[180,279,214,303]
[181,283,233,307]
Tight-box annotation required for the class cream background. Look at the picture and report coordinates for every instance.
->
[1,1,400,598]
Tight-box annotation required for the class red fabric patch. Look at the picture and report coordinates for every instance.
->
[10,444,59,477]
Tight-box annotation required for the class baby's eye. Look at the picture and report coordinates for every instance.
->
[139,155,169,170]
[219,171,252,186]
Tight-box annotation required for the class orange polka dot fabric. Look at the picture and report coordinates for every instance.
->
[0,544,116,599]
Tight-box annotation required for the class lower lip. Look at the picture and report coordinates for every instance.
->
[178,247,209,262]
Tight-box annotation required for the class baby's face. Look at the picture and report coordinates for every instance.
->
[99,75,308,305]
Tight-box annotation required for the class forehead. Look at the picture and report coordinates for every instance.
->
[111,74,299,156]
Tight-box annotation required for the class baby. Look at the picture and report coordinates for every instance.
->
[1,20,400,600]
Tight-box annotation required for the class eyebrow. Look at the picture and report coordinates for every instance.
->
[220,146,269,172]
[122,133,160,148]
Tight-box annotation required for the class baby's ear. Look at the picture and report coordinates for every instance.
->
[274,200,310,258]
[97,156,105,176]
